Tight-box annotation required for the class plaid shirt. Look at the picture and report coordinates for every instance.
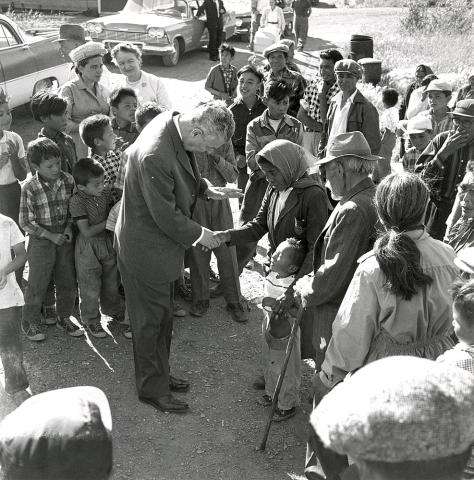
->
[19,171,75,237]
[401,146,422,173]
[111,118,139,152]
[38,127,77,175]
[91,150,121,188]
[301,78,339,123]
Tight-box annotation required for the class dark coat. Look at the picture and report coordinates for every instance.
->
[115,111,207,282]
[197,0,226,26]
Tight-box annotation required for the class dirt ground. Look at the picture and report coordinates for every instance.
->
[0,7,402,479]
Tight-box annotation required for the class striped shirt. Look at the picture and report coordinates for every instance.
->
[19,171,75,237]
[69,188,113,227]
[91,151,121,188]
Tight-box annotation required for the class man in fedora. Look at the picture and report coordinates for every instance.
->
[416,99,474,240]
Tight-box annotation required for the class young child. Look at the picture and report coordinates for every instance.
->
[70,158,125,338]
[135,101,165,133]
[204,43,238,106]
[401,115,433,173]
[0,213,30,405]
[31,91,77,175]
[0,91,28,224]
[79,115,120,189]
[259,238,305,422]
[19,138,80,341]
[109,87,139,149]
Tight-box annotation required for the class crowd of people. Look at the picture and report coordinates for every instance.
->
[0,16,473,480]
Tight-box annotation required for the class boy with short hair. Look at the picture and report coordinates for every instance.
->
[79,115,120,189]
[31,91,77,175]
[70,158,125,338]
[401,116,433,172]
[108,87,139,149]
[135,101,165,133]
[19,138,80,341]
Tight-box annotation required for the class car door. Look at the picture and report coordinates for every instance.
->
[0,19,36,109]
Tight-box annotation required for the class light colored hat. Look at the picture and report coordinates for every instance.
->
[406,115,432,134]
[263,43,289,58]
[69,41,106,64]
[53,24,88,43]
[315,131,382,165]
[334,59,362,79]
[450,99,474,119]
[425,79,452,93]
[454,247,474,274]
[311,356,474,463]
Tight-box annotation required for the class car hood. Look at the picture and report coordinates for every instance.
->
[89,12,182,30]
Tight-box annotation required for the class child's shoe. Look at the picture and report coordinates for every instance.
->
[56,316,84,337]
[87,320,107,339]
[23,324,46,342]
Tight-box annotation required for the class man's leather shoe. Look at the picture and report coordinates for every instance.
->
[139,394,189,413]
[170,375,190,392]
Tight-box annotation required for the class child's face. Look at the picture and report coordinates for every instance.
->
[45,111,68,132]
[0,103,12,131]
[427,91,450,111]
[460,184,474,219]
[34,156,61,182]
[452,305,474,344]
[219,50,232,67]
[113,96,137,124]
[238,72,261,99]
[82,174,105,197]
[267,52,286,73]
[270,243,298,278]
[409,131,431,152]
[265,96,289,120]
[95,124,116,152]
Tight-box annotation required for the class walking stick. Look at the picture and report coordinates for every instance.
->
[257,305,303,451]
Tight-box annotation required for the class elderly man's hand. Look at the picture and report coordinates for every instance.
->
[206,186,243,200]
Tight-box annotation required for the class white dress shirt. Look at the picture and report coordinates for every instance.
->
[327,90,357,149]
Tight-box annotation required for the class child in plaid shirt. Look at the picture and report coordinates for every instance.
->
[19,138,81,341]
[79,115,120,189]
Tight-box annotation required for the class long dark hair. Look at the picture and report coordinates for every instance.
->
[374,173,433,300]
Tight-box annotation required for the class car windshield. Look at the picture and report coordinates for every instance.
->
[123,0,183,14]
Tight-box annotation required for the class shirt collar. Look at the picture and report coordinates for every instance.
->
[40,126,63,140]
[261,110,294,128]
[172,114,183,141]
[35,171,63,189]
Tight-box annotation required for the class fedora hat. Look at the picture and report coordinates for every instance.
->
[53,24,88,43]
[315,131,382,165]
[449,99,474,119]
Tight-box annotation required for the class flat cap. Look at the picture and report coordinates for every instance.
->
[450,99,474,119]
[0,386,113,480]
[69,41,106,64]
[334,59,362,79]
[311,356,474,463]
[263,42,289,58]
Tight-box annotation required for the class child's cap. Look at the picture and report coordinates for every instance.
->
[406,115,432,135]
[424,79,452,93]
[455,247,474,275]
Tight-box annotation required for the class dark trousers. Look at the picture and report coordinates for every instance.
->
[0,307,29,394]
[294,15,309,47]
[22,236,76,329]
[237,166,249,208]
[208,23,223,59]
[426,199,452,241]
[119,260,173,399]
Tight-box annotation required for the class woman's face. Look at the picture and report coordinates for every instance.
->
[259,160,286,190]
[415,67,426,84]
[115,50,141,79]
[78,56,103,84]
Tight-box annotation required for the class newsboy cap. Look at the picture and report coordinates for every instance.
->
[263,42,289,58]
[0,386,113,480]
[53,23,88,43]
[450,99,474,119]
[310,356,474,463]
[334,59,362,79]
[69,41,107,64]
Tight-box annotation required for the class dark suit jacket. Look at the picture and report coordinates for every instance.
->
[115,111,208,282]
[197,0,226,25]
[319,90,381,157]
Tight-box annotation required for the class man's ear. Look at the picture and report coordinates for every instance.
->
[191,127,203,138]
[111,106,118,117]
[76,184,87,192]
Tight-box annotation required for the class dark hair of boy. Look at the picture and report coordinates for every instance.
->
[27,137,61,167]
[72,157,105,187]
[421,74,438,88]
[135,102,165,130]
[451,279,474,325]
[382,88,399,108]
[319,49,343,66]
[109,87,138,109]
[284,237,306,267]
[237,64,264,82]
[79,114,111,149]
[264,81,292,102]
[219,43,235,57]
[30,91,68,122]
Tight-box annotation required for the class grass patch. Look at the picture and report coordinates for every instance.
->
[5,8,87,31]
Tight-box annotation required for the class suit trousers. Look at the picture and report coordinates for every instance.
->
[294,15,309,47]
[119,259,173,399]
[207,24,223,59]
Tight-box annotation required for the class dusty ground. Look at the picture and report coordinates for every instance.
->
[0,7,403,479]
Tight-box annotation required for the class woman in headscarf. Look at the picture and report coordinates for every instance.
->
[59,42,111,158]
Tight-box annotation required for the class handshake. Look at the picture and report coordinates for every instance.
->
[198,229,231,251]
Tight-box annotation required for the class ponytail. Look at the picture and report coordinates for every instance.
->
[375,229,433,300]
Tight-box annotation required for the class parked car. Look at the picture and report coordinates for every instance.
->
[85,0,236,67]
[0,14,70,108]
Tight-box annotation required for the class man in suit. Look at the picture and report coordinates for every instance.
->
[115,102,241,414]
[197,0,226,61]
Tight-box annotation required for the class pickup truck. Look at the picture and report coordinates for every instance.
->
[0,14,70,108]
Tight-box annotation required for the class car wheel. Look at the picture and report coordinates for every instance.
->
[162,38,181,67]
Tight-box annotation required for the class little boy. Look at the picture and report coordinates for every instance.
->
[19,138,80,341]
[79,115,120,189]
[31,91,77,175]
[70,158,124,338]
[259,238,305,422]
[109,87,139,149]
[0,213,30,405]
[401,116,433,173]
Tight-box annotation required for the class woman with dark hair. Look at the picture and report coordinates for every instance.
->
[399,64,434,120]
[317,172,457,391]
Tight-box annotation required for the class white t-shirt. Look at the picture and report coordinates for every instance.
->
[0,131,25,186]
[268,117,281,132]
[122,70,172,108]
[0,214,24,309]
